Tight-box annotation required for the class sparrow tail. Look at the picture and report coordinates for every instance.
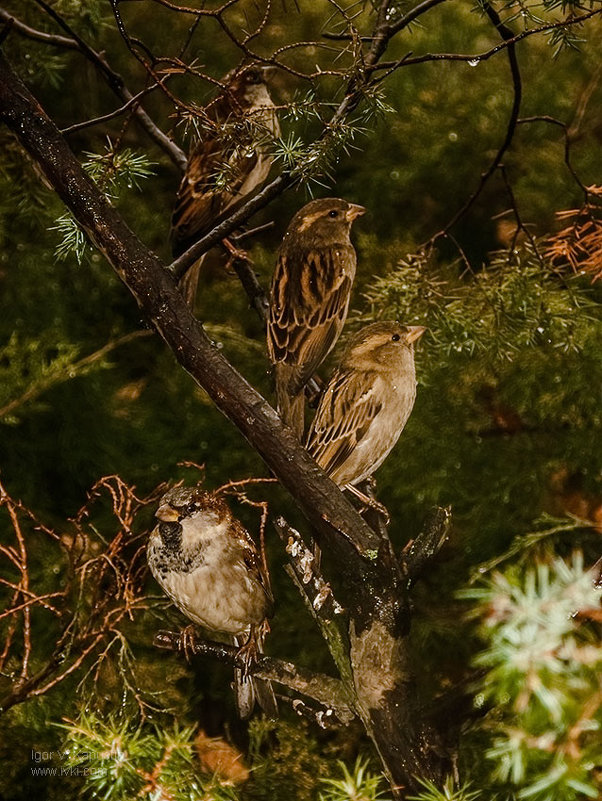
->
[233,663,255,720]
[274,365,305,439]
[178,255,205,309]
[232,634,278,719]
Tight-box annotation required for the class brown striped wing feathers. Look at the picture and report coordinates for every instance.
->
[170,70,279,258]
[268,244,355,395]
[231,517,274,613]
[171,137,261,257]
[306,368,382,479]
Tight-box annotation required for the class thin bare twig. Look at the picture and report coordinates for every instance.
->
[153,629,356,722]
[497,164,544,265]
[5,3,186,169]
[371,8,602,72]
[0,477,162,713]
[0,8,77,49]
[0,330,152,419]
[433,2,522,239]
[61,83,167,136]
[516,115,590,202]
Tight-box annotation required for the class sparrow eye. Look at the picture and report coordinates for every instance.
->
[391,333,401,342]
[328,210,339,218]
[183,502,197,516]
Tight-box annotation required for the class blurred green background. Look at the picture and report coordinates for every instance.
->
[1,1,601,798]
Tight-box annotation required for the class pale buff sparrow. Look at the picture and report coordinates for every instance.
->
[306,322,426,493]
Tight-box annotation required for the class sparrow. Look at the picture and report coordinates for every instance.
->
[306,321,426,494]
[147,485,277,718]
[171,64,280,305]
[267,197,365,437]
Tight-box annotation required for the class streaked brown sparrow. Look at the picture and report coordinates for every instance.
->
[171,65,280,305]
[147,485,277,718]
[267,197,365,437]
[306,322,426,493]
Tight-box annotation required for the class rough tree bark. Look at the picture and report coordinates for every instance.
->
[0,52,450,796]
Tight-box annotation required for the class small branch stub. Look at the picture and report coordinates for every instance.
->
[401,506,452,586]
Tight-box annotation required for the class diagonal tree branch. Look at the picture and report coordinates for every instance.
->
[0,50,379,561]
[60,82,167,136]
[0,50,448,795]
[169,174,293,280]
[274,517,357,706]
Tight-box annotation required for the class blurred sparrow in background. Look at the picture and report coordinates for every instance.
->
[306,321,425,502]
[171,65,280,306]
[147,485,277,718]
[267,197,365,437]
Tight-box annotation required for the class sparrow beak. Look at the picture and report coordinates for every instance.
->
[156,503,179,523]
[405,325,427,344]
[346,203,366,222]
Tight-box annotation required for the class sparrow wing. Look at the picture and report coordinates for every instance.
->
[306,368,382,479]
[170,137,262,257]
[171,76,280,257]
[268,246,355,395]
[233,520,274,610]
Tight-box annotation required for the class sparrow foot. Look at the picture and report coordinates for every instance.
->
[235,624,265,677]
[345,484,390,525]
[222,237,252,272]
[178,624,198,663]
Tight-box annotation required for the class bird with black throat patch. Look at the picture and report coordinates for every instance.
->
[267,197,365,438]
[147,485,277,719]
[171,64,280,307]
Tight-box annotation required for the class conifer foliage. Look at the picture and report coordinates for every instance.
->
[0,1,601,799]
